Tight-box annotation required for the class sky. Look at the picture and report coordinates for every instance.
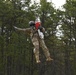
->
[49,0,66,9]
[31,0,66,9]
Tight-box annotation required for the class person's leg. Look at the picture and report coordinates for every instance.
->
[39,39,53,61]
[32,38,40,63]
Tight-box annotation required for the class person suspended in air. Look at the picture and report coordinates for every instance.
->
[14,21,53,63]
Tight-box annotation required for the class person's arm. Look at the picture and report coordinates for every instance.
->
[14,26,31,34]
[38,26,45,33]
[42,27,45,33]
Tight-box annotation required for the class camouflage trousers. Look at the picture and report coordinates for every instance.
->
[32,37,51,62]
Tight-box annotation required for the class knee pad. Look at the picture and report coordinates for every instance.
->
[33,45,39,53]
[33,48,36,53]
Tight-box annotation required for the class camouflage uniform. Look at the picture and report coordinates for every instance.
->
[14,26,53,63]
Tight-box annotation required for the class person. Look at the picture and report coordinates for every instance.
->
[14,21,53,63]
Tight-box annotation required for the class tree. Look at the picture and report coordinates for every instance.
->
[61,0,76,75]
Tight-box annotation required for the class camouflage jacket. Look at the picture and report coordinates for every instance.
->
[14,26,39,40]
[14,26,45,42]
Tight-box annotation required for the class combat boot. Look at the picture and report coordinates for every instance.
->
[46,57,53,62]
[36,60,41,63]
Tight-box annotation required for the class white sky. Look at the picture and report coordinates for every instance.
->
[32,0,66,9]
[50,0,66,9]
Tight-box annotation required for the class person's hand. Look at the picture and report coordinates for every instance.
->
[13,26,19,32]
[13,26,18,29]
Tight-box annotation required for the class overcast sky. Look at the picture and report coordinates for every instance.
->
[50,0,66,8]
[31,0,66,9]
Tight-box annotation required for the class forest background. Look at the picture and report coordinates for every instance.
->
[0,0,76,75]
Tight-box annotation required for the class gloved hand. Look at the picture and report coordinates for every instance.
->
[38,29,44,39]
[13,26,19,32]
[13,26,18,29]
